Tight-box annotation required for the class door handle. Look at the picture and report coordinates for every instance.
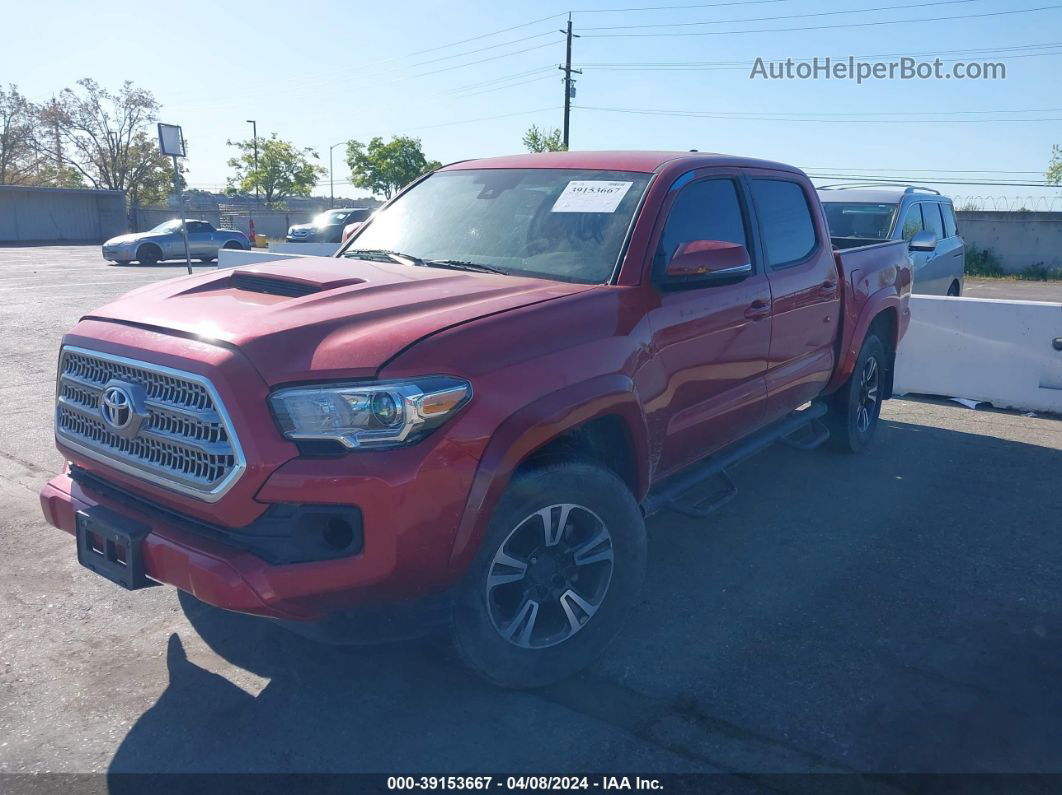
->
[744,300,770,321]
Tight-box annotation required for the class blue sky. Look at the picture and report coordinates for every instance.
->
[4,0,1061,207]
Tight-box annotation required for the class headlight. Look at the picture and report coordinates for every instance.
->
[269,377,471,450]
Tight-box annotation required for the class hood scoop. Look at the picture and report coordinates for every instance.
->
[230,271,323,298]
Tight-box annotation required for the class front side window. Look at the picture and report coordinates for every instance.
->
[316,210,351,227]
[655,178,748,273]
[899,203,924,241]
[750,179,817,266]
[822,203,897,241]
[341,168,652,284]
[151,219,183,233]
[922,203,946,239]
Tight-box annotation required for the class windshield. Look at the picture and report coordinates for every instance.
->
[821,202,898,241]
[340,168,652,284]
[150,219,183,233]
[315,210,351,227]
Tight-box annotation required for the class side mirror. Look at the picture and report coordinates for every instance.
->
[665,240,752,283]
[909,230,937,252]
[341,221,364,244]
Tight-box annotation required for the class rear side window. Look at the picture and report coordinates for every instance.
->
[750,179,816,266]
[940,203,958,238]
[899,204,924,241]
[655,178,748,271]
[922,203,946,239]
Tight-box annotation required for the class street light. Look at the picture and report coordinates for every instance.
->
[328,141,348,209]
[246,119,258,203]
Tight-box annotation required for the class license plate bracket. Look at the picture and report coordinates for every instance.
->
[75,507,156,590]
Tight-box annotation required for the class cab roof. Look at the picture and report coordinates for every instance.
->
[441,150,804,175]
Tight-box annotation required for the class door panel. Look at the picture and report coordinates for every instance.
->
[920,203,950,294]
[899,202,935,294]
[747,175,841,420]
[648,275,772,475]
[643,174,771,477]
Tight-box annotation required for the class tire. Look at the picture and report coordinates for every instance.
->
[223,241,246,251]
[197,257,215,263]
[826,334,886,454]
[135,245,160,266]
[110,260,131,266]
[453,460,647,688]
[947,281,961,297]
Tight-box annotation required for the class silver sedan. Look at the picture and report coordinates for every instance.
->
[102,219,250,265]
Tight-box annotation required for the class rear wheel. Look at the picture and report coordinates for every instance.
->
[135,245,160,266]
[110,260,131,266]
[947,280,961,297]
[826,334,886,453]
[197,257,215,263]
[453,460,646,688]
[223,241,245,250]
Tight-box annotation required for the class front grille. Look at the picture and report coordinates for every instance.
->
[55,347,246,502]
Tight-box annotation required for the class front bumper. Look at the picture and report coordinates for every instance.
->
[40,433,480,621]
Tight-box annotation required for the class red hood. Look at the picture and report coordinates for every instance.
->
[85,256,590,384]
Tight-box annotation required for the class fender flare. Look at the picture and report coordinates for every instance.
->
[827,288,901,394]
[446,374,649,575]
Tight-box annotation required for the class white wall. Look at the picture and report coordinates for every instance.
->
[894,295,1062,413]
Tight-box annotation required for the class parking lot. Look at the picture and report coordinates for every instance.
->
[1,245,1061,777]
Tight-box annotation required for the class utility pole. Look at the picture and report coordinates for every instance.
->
[246,119,259,203]
[558,13,581,150]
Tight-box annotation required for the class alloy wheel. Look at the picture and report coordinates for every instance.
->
[856,356,879,434]
[485,504,614,649]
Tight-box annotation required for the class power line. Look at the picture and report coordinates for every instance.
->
[407,41,558,79]
[404,12,567,57]
[408,30,557,69]
[455,74,558,98]
[572,0,788,12]
[581,3,1062,37]
[808,167,1046,175]
[807,175,1055,187]
[579,0,977,31]
[575,105,1062,122]
[577,41,1062,69]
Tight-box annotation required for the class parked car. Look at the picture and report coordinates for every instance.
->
[286,208,372,243]
[42,151,911,688]
[817,184,965,296]
[102,220,249,266]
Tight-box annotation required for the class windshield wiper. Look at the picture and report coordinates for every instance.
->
[423,259,508,275]
[343,248,426,266]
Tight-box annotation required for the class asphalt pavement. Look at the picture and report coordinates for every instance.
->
[1,246,1061,780]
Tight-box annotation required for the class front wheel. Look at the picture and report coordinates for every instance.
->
[453,460,646,688]
[826,334,886,453]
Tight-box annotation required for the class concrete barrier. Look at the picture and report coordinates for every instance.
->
[216,249,300,269]
[268,242,339,257]
[894,295,1062,413]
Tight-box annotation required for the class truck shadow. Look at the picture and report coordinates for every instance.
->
[107,412,1062,775]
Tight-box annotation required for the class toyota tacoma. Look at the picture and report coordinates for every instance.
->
[41,151,911,687]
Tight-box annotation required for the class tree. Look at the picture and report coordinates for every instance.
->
[226,133,325,206]
[41,79,173,203]
[345,136,441,199]
[522,124,566,153]
[1047,144,1062,185]
[0,84,40,184]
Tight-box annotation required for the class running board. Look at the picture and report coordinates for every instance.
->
[642,401,829,519]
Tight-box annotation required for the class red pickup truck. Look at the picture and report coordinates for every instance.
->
[40,151,911,687]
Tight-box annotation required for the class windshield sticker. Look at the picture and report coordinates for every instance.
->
[551,181,634,213]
